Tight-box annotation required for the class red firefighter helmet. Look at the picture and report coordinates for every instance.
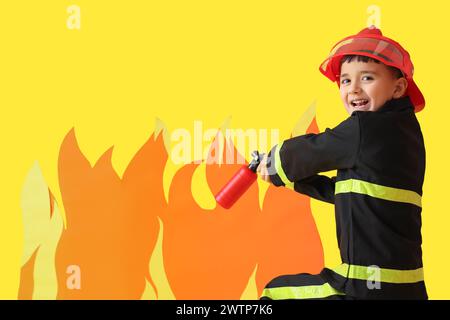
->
[319,26,425,112]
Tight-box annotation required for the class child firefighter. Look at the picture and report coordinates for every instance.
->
[257,26,427,300]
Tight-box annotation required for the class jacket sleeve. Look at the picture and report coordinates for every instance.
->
[294,175,336,204]
[267,114,360,188]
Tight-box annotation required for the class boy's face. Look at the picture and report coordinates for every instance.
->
[339,60,408,114]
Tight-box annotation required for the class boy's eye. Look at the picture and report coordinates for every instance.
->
[362,75,373,81]
[341,79,350,85]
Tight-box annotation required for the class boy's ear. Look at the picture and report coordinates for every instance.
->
[393,78,408,98]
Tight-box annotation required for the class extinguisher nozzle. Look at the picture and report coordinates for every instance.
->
[247,150,264,172]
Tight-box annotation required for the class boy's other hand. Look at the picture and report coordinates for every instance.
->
[256,154,271,183]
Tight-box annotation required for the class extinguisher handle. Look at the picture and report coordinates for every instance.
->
[247,150,265,173]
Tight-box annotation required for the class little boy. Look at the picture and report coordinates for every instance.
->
[257,26,427,299]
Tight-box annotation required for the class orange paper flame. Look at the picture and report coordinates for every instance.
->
[161,137,260,299]
[56,129,166,299]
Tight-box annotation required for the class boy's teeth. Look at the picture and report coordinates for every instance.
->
[352,99,368,106]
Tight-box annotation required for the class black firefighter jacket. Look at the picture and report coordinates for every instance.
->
[267,96,427,299]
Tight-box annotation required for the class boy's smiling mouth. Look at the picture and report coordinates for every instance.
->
[350,98,370,108]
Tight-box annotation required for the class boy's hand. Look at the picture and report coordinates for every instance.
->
[256,154,271,183]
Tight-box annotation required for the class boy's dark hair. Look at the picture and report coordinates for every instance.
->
[341,55,404,79]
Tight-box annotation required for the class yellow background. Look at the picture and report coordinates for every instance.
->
[0,0,448,299]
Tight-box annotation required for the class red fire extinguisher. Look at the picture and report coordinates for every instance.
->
[215,151,264,209]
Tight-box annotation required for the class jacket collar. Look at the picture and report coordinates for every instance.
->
[377,96,414,113]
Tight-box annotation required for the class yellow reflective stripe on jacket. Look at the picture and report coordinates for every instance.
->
[260,283,345,300]
[274,142,294,189]
[335,179,422,208]
[333,263,424,284]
